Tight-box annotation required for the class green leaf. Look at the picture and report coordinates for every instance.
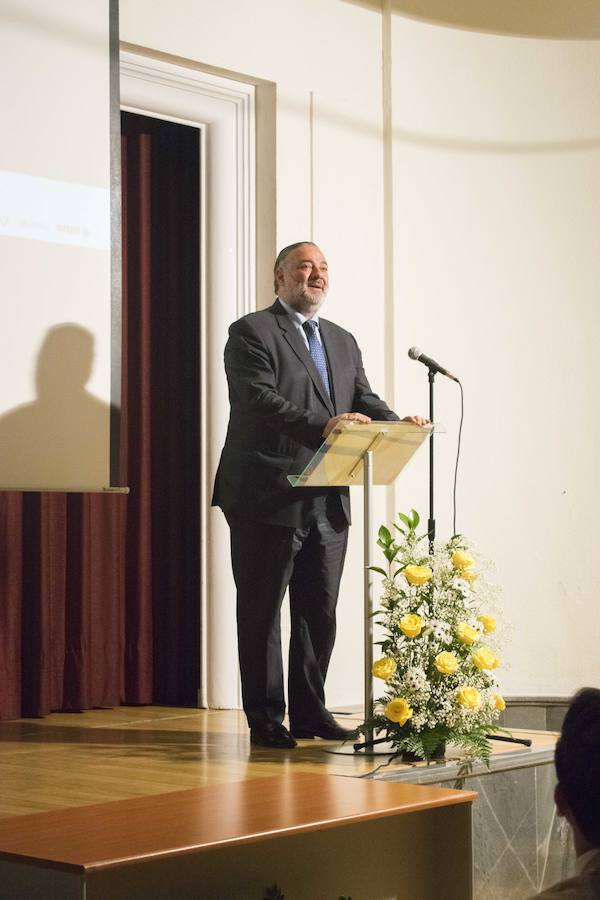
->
[392,523,406,535]
[367,566,388,577]
[409,509,421,528]
[378,525,392,545]
[397,512,411,529]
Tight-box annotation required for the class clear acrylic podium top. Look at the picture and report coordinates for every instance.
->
[287,420,435,488]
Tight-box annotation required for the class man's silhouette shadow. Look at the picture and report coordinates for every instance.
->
[0,323,110,489]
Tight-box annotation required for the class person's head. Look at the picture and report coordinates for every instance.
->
[35,323,95,398]
[554,687,600,851]
[274,242,329,317]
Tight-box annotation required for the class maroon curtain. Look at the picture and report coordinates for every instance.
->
[0,492,126,719]
[122,114,201,706]
[0,114,200,720]
[122,130,154,704]
[0,493,24,720]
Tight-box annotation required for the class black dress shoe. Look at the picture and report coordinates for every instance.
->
[291,720,357,741]
[250,723,297,749]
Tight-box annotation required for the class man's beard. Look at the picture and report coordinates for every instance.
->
[287,284,327,315]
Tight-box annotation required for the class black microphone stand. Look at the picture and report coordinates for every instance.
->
[428,368,436,547]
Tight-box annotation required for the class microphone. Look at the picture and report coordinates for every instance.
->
[408,346,459,382]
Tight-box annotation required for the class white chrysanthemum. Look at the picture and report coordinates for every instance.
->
[403,666,428,691]
[430,620,452,644]
[453,578,471,595]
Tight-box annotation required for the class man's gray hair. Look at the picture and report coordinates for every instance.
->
[273,241,317,292]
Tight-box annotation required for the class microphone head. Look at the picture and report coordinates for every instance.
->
[408,346,421,361]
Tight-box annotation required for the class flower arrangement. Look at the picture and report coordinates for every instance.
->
[362,510,506,762]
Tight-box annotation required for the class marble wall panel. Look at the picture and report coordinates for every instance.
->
[428,762,575,898]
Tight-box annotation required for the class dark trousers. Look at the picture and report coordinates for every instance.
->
[226,500,348,730]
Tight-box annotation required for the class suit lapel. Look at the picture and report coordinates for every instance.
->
[272,301,335,416]
[318,318,347,416]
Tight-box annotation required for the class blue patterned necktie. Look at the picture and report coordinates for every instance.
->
[302,319,332,400]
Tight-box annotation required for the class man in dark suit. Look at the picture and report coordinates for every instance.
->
[212,242,426,748]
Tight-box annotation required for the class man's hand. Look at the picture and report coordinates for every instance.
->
[402,415,430,427]
[323,412,371,438]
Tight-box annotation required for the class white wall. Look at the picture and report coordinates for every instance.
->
[120,0,600,704]
[392,17,600,696]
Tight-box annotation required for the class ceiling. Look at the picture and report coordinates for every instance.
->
[340,0,600,40]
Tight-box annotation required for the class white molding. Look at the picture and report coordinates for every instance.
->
[120,50,256,710]
[120,52,256,318]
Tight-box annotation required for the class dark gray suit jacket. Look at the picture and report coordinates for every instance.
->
[212,300,398,527]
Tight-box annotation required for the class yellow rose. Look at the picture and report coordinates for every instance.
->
[372,657,397,681]
[435,651,459,675]
[400,614,423,638]
[404,565,433,586]
[463,569,478,583]
[472,646,500,670]
[384,698,413,726]
[452,550,474,570]
[455,622,479,646]
[478,614,496,634]
[492,693,506,711]
[457,686,482,709]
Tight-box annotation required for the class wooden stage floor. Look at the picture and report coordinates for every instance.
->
[0,705,556,820]
[0,706,374,819]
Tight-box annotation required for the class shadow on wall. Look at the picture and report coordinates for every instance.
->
[276,91,600,154]
[0,323,110,489]
[340,0,600,40]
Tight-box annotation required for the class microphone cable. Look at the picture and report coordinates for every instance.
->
[452,380,464,536]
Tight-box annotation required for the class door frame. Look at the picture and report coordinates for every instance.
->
[120,47,256,708]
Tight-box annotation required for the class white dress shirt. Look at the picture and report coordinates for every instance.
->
[277,297,324,351]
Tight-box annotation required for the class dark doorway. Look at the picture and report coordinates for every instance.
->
[121,112,201,706]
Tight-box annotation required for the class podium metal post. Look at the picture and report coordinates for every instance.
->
[287,420,434,753]
[363,449,374,729]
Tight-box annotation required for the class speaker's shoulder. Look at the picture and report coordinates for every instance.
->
[229,302,282,335]
[318,316,358,347]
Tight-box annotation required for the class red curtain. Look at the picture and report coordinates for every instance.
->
[0,493,24,720]
[0,492,127,720]
[122,129,154,704]
[0,114,200,720]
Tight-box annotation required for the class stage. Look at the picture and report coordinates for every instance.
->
[0,706,566,898]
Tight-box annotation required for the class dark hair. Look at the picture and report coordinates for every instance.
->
[273,241,317,291]
[555,687,600,845]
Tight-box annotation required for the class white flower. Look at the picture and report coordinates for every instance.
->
[403,666,428,691]
[430,620,452,644]
[453,578,471,596]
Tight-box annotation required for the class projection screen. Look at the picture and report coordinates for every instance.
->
[0,0,119,490]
